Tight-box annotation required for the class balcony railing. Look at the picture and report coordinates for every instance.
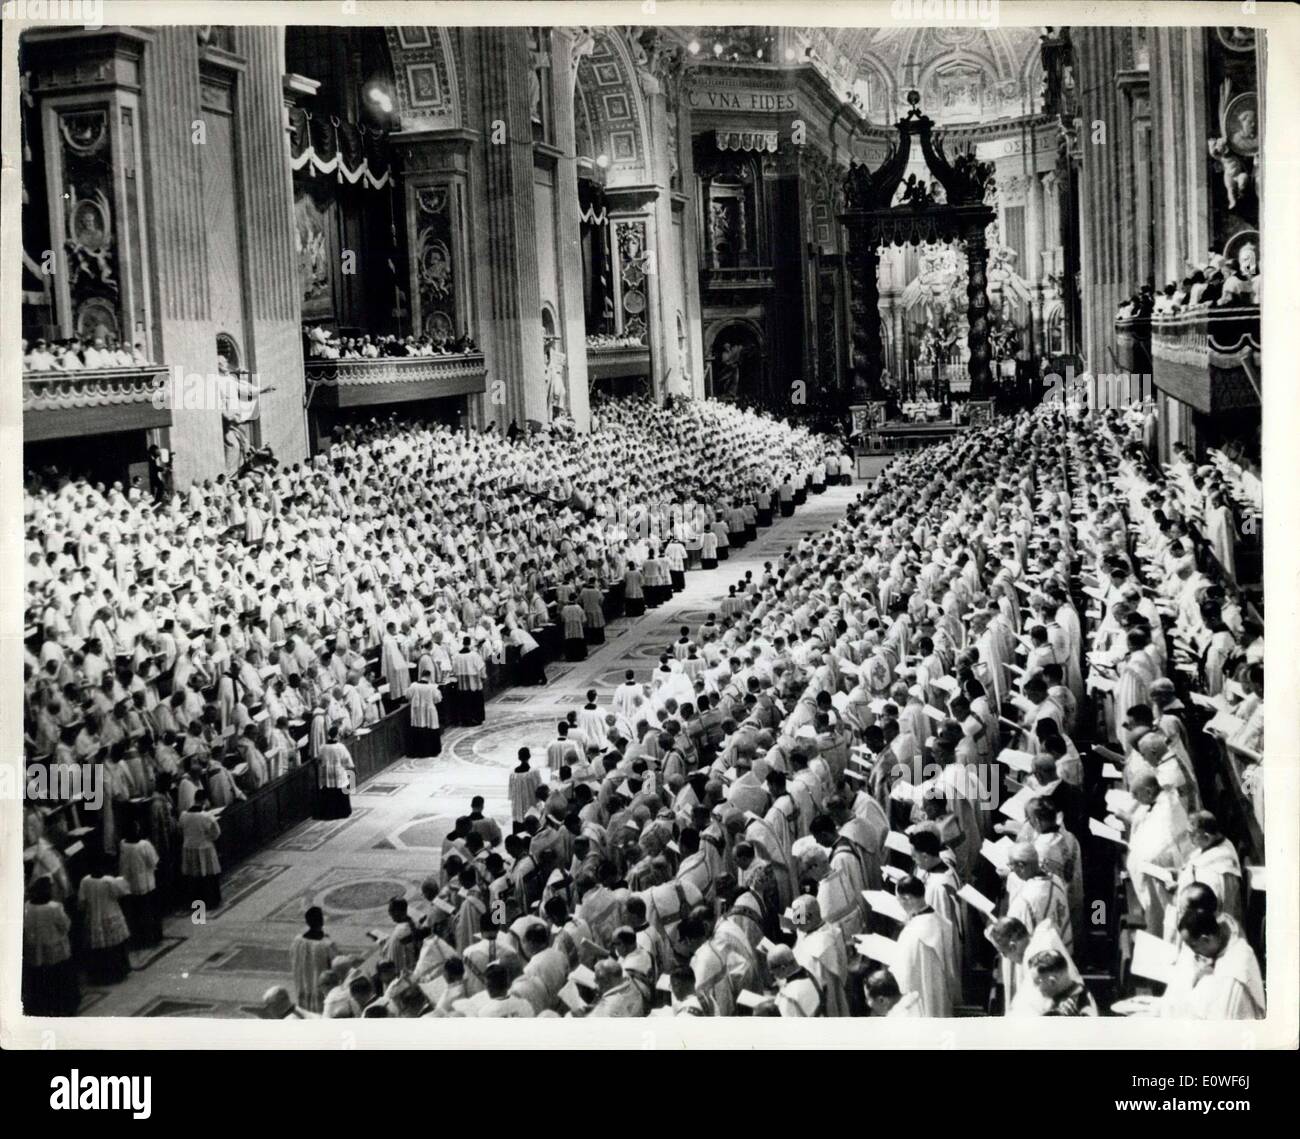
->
[22,365,171,442]
[702,265,776,291]
[1113,316,1153,376]
[586,343,651,382]
[1150,306,1259,415]
[304,352,487,408]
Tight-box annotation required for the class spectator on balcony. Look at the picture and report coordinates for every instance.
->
[55,339,84,370]
[82,335,113,369]
[24,338,56,371]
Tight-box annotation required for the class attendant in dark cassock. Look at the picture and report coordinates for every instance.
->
[314,725,355,820]
[624,563,646,617]
[779,474,795,517]
[23,876,79,1015]
[643,551,669,607]
[407,669,443,757]
[579,580,607,645]
[76,856,133,985]
[117,820,162,947]
[179,789,223,908]
[510,624,547,686]
[510,749,543,822]
[700,526,718,570]
[453,637,487,725]
[561,597,587,661]
[665,537,687,592]
[714,515,730,562]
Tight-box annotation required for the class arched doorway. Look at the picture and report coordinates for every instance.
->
[706,320,763,403]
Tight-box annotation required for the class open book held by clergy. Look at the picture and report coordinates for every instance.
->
[862,889,908,925]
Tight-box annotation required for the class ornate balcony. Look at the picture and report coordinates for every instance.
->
[1150,306,1260,415]
[1113,316,1152,377]
[586,343,651,383]
[303,353,487,408]
[22,366,171,442]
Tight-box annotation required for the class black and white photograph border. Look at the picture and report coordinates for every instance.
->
[0,0,1296,1051]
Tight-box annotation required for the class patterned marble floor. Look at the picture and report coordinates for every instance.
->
[81,483,861,1017]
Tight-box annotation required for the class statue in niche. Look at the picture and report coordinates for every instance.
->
[718,341,746,398]
[712,330,754,401]
[528,28,550,129]
[710,200,738,265]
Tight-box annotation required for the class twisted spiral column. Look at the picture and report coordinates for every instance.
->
[965,230,992,397]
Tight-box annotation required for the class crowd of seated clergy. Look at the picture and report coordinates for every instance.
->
[265,401,1266,1020]
[20,396,853,1011]
[23,334,152,373]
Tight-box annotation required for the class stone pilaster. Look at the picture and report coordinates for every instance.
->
[1076,26,1132,373]
[142,26,222,487]
[1025,167,1043,287]
[644,85,686,403]
[234,25,307,465]
[471,27,547,429]
[675,98,707,398]
[550,28,590,430]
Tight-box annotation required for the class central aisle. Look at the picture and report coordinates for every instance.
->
[86,484,860,1017]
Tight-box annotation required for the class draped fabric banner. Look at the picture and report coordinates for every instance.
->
[579,202,608,225]
[289,108,392,190]
[715,129,779,154]
[289,147,392,188]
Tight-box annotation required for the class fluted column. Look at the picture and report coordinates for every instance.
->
[235,25,307,464]
[475,27,547,429]
[1025,167,1044,287]
[143,27,222,486]
[550,28,590,430]
[676,98,706,398]
[644,86,678,403]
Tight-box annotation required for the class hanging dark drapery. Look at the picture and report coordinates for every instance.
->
[288,106,392,189]
[578,179,614,333]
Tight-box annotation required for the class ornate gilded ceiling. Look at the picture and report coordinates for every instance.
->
[752,26,1041,125]
[806,26,1045,124]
